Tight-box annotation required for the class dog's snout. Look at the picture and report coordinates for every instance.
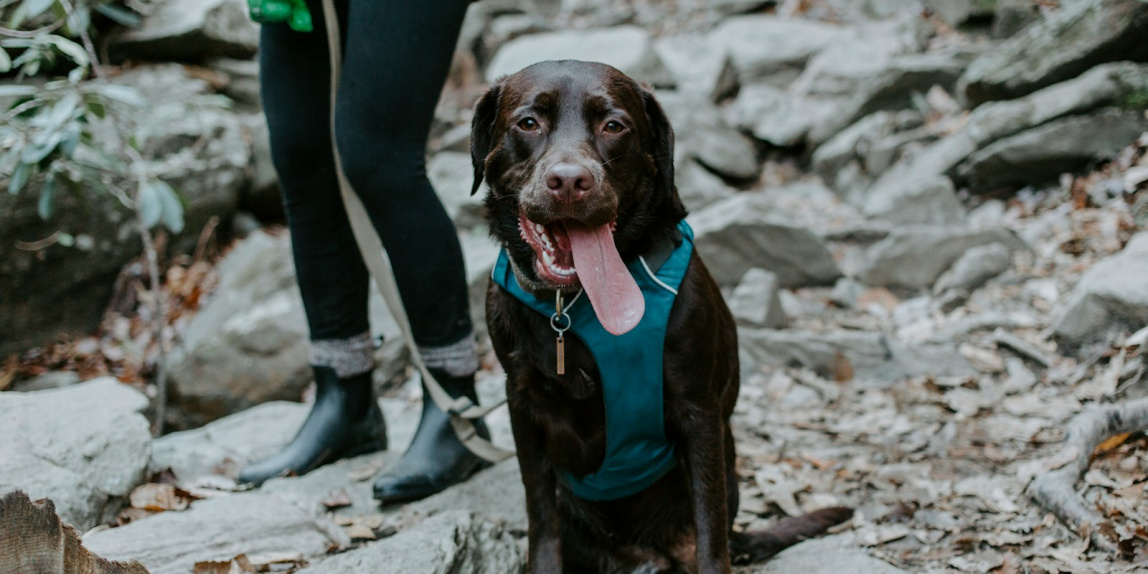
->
[546,163,594,202]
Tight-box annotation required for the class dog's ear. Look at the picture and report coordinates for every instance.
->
[640,87,686,217]
[470,82,503,196]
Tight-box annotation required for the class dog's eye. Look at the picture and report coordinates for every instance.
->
[517,117,539,131]
[603,120,626,134]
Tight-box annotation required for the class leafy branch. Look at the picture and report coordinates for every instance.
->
[0,0,208,435]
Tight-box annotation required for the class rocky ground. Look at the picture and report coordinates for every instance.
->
[4,0,1148,572]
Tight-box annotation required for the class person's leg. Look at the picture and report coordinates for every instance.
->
[334,0,488,503]
[237,1,386,486]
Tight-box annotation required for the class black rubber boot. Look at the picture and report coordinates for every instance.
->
[373,370,492,503]
[237,366,387,486]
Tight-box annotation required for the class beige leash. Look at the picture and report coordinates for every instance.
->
[318,0,512,463]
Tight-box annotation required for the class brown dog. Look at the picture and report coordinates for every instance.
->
[472,60,851,574]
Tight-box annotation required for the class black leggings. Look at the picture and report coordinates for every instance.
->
[259,0,473,348]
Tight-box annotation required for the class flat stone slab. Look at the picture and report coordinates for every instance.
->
[297,511,524,574]
[740,534,906,574]
[84,492,340,574]
[0,378,151,531]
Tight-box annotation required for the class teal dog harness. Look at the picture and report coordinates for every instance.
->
[491,220,695,500]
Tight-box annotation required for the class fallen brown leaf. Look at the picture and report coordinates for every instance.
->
[321,488,352,510]
[129,483,195,512]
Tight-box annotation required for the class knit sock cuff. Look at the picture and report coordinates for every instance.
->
[420,335,478,377]
[311,332,375,378]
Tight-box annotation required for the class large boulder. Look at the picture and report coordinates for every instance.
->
[110,0,260,62]
[85,492,341,574]
[485,26,673,87]
[164,230,407,429]
[652,34,740,101]
[656,93,760,181]
[0,378,152,530]
[297,511,525,574]
[957,108,1148,192]
[0,64,251,356]
[1053,232,1148,345]
[856,227,1025,290]
[710,15,847,85]
[688,194,843,288]
[863,62,1148,215]
[959,0,1148,105]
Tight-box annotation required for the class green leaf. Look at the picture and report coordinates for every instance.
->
[56,232,73,247]
[153,179,184,233]
[48,36,88,69]
[37,171,56,219]
[0,85,37,98]
[22,129,62,164]
[58,122,80,156]
[8,161,33,194]
[0,48,10,74]
[84,96,106,119]
[94,84,145,107]
[9,0,57,29]
[22,56,40,77]
[62,3,90,37]
[138,179,161,229]
[94,3,141,27]
[45,91,80,130]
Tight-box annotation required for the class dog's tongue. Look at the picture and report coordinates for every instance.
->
[568,223,644,335]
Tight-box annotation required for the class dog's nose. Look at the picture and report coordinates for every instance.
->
[546,163,594,202]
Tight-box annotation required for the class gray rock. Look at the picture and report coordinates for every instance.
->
[711,15,848,84]
[739,329,972,383]
[728,268,788,329]
[652,34,740,101]
[111,0,259,62]
[85,492,340,574]
[862,175,966,225]
[856,226,1025,290]
[165,231,311,428]
[209,58,262,109]
[297,511,524,574]
[688,194,843,288]
[0,378,151,530]
[410,459,527,531]
[820,0,925,22]
[863,62,1148,218]
[675,159,738,211]
[791,16,929,98]
[724,84,840,147]
[811,112,895,184]
[830,277,868,309]
[934,242,1013,294]
[960,0,1148,105]
[806,52,969,145]
[657,93,759,181]
[1053,232,1148,345]
[958,108,1148,192]
[992,0,1041,38]
[473,13,556,70]
[922,0,997,26]
[743,533,907,574]
[428,152,487,229]
[485,26,673,87]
